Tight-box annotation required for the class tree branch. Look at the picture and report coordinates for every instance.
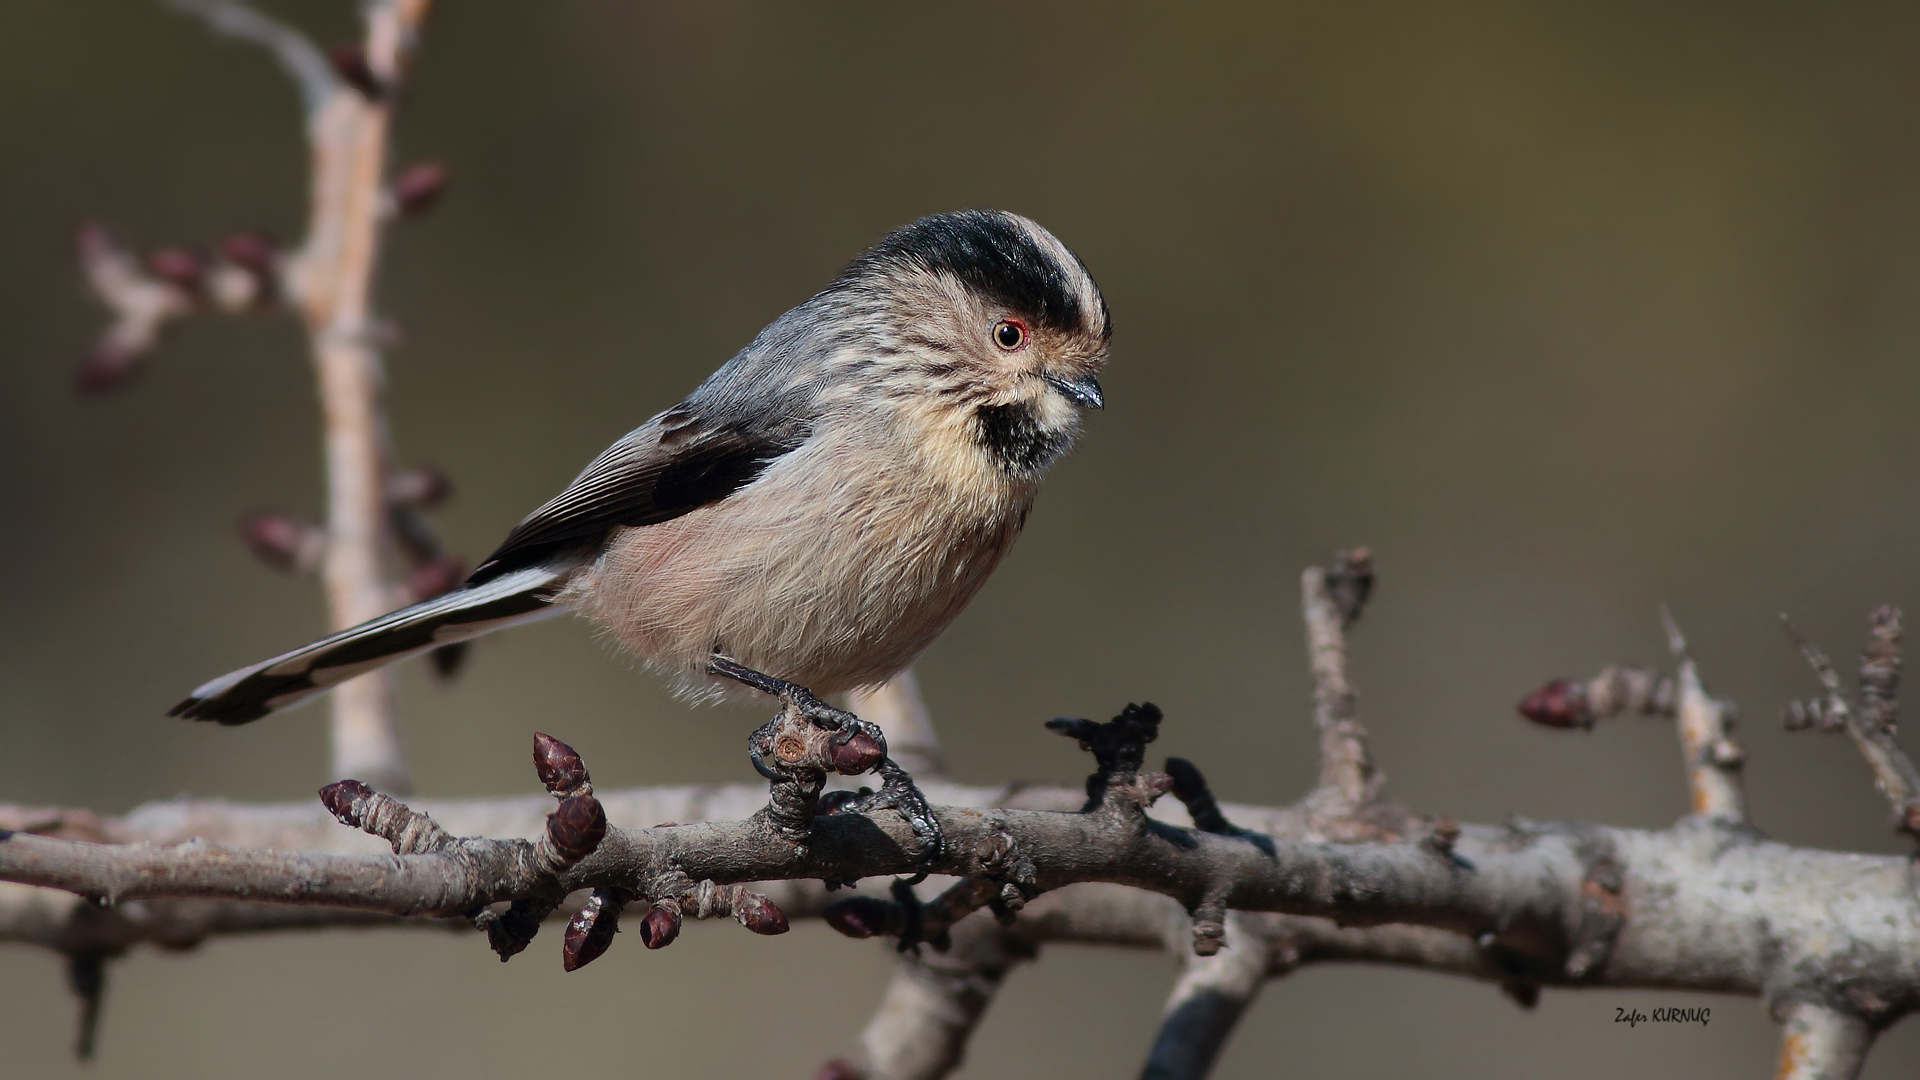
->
[1782,607,1920,837]
[1301,549,1381,813]
[1775,1001,1875,1080]
[1661,609,1746,822]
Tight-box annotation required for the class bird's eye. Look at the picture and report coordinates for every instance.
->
[992,319,1028,351]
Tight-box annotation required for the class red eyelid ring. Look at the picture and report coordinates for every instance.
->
[993,318,1029,351]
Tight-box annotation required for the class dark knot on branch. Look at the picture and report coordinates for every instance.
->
[1048,701,1164,810]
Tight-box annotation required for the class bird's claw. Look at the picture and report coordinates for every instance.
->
[839,758,945,872]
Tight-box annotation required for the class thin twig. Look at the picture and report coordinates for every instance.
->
[167,0,338,114]
[1781,610,1920,836]
[1301,550,1382,811]
[1660,609,1745,822]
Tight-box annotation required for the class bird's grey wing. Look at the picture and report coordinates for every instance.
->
[466,403,813,584]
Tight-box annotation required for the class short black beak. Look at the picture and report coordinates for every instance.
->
[1044,373,1105,410]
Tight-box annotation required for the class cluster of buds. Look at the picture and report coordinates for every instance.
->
[74,223,282,393]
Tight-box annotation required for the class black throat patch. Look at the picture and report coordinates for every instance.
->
[976,401,1069,475]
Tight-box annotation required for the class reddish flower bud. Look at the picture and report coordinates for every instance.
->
[1518,678,1593,729]
[237,511,324,574]
[822,896,895,939]
[562,892,620,972]
[145,247,205,294]
[318,779,373,823]
[329,44,384,100]
[639,903,681,949]
[217,231,278,279]
[829,732,886,775]
[391,162,450,217]
[387,466,454,508]
[76,343,138,394]
[736,893,789,935]
[815,1062,864,1080]
[532,732,591,796]
[406,557,466,602]
[546,795,606,861]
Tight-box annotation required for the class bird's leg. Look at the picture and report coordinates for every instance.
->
[709,656,881,761]
[709,656,944,866]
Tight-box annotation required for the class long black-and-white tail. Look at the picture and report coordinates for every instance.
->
[170,565,571,725]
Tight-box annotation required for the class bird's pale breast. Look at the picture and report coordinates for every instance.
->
[566,417,1032,700]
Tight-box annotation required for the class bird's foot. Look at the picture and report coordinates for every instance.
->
[825,757,946,873]
[709,657,890,780]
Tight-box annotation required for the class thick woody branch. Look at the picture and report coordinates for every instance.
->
[1775,1001,1875,1080]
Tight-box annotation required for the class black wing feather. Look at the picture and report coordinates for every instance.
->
[466,404,811,584]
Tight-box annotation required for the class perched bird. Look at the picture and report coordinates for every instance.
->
[171,209,1110,732]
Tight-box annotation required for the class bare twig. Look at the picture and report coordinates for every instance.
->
[174,0,436,790]
[1660,609,1746,822]
[1301,549,1382,812]
[1775,1001,1874,1080]
[167,0,338,114]
[1782,610,1920,836]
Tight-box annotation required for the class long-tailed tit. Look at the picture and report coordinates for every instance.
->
[171,209,1110,751]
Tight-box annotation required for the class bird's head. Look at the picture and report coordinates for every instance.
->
[830,209,1111,477]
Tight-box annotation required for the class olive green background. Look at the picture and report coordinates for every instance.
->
[4,1,1920,1076]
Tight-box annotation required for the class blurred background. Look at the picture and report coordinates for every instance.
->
[4,1,1920,1076]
